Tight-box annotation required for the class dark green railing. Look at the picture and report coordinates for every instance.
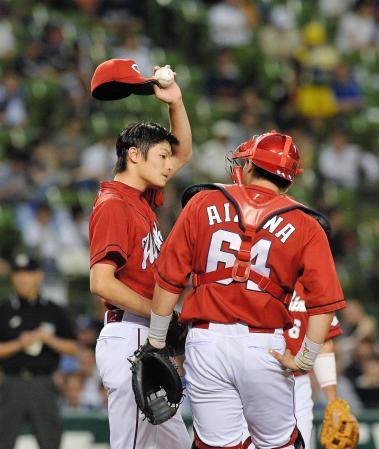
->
[19,410,379,448]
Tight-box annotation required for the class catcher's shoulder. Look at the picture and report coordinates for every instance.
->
[294,208,331,237]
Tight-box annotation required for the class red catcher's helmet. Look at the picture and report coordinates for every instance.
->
[232,130,303,183]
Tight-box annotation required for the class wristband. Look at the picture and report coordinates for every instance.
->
[313,352,337,388]
[294,336,323,371]
[148,311,172,349]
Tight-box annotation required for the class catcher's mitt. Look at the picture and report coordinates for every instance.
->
[129,341,184,425]
[166,311,188,356]
[320,399,359,449]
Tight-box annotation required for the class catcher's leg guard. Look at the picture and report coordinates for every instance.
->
[192,431,243,449]
[294,432,305,449]
[242,437,251,449]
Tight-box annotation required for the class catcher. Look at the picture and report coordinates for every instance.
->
[138,131,347,449]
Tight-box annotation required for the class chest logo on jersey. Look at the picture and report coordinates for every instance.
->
[141,222,163,269]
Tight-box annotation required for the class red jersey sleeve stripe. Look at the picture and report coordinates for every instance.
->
[91,243,128,260]
[307,299,345,316]
[90,243,127,267]
[154,267,185,294]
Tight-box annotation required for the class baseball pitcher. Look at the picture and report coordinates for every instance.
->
[89,60,192,449]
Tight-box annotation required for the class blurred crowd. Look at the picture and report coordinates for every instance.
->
[0,0,379,411]
[313,300,379,411]
[55,304,108,414]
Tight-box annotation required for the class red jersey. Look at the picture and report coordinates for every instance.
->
[286,282,342,376]
[286,283,342,354]
[155,185,345,330]
[89,181,163,302]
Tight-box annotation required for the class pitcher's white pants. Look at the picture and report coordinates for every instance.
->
[96,322,191,449]
[184,323,297,449]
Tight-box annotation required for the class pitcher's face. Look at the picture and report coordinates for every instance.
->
[137,141,174,188]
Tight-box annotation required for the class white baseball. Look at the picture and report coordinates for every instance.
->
[155,66,175,88]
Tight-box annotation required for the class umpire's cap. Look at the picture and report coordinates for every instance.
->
[91,59,159,101]
[10,252,41,272]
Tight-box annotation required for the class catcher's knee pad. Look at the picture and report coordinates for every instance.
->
[193,430,243,449]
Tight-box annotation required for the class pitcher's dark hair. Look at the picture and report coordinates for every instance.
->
[114,122,179,174]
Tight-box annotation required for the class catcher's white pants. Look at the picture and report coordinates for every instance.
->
[96,320,191,449]
[184,323,297,449]
[244,370,313,449]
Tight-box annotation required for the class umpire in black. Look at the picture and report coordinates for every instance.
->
[0,252,78,449]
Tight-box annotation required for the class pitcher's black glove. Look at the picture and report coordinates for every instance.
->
[129,341,184,425]
[166,311,188,356]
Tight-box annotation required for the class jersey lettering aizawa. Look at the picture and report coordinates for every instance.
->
[90,181,163,301]
[206,204,294,243]
[155,186,345,329]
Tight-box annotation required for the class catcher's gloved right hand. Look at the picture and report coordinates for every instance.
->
[129,341,184,425]
[320,399,359,449]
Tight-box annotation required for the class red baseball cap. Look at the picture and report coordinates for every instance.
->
[91,59,159,100]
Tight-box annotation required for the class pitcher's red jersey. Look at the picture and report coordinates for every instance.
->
[155,186,345,330]
[89,181,163,302]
